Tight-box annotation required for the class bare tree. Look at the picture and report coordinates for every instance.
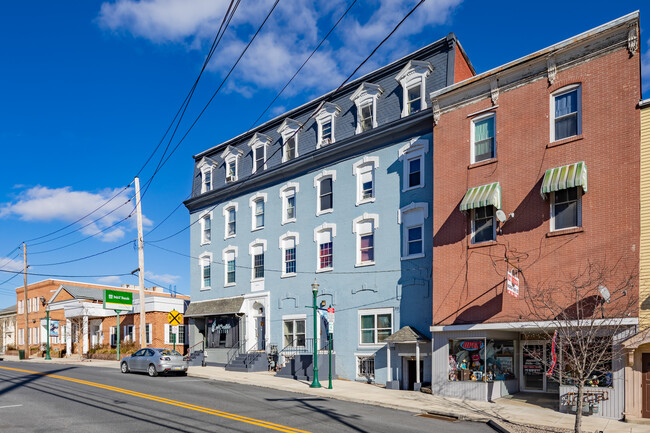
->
[520,261,637,433]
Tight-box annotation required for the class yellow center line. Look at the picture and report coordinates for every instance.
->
[0,366,312,433]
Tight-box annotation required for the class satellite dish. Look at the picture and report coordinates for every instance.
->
[495,210,507,223]
[598,285,611,303]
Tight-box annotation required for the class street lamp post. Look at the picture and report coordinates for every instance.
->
[40,297,51,360]
[310,279,322,388]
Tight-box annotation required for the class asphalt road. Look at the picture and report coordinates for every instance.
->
[0,361,492,433]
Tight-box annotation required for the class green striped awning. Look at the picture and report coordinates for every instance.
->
[459,182,501,212]
[540,162,587,197]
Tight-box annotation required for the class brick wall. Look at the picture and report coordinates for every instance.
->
[432,47,641,326]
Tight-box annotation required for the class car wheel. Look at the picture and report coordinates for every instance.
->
[121,362,129,374]
[148,364,158,377]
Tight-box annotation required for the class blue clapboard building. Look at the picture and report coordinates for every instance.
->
[183,34,474,389]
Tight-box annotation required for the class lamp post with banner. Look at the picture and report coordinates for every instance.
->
[309,280,322,388]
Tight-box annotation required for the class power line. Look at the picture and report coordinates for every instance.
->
[249,0,358,129]
[147,242,410,275]
[141,0,281,195]
[0,269,135,278]
[147,0,426,244]
[29,239,134,267]
[19,2,239,250]
[22,181,134,244]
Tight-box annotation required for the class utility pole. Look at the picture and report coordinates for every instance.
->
[134,177,146,349]
[23,242,29,359]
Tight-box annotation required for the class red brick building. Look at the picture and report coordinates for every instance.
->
[428,12,640,418]
[15,279,189,358]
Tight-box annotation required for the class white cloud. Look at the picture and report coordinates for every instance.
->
[0,257,23,272]
[97,0,462,98]
[0,186,152,242]
[96,275,123,285]
[145,270,180,286]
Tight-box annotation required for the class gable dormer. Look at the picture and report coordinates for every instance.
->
[277,118,303,162]
[395,60,433,117]
[350,82,384,134]
[247,132,272,174]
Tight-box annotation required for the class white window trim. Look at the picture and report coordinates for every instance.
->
[470,112,497,164]
[350,82,384,134]
[395,60,433,118]
[279,232,300,278]
[352,156,379,206]
[279,182,299,225]
[352,213,379,267]
[222,201,239,240]
[278,118,303,163]
[220,145,243,183]
[314,223,336,273]
[249,192,268,232]
[314,170,337,216]
[199,210,213,246]
[145,323,152,345]
[470,207,496,244]
[398,138,429,192]
[315,102,341,148]
[358,307,393,347]
[398,202,428,260]
[249,239,268,282]
[199,252,213,291]
[164,324,186,345]
[550,84,582,142]
[247,132,272,174]
[550,189,582,232]
[198,157,217,194]
[221,245,238,287]
[282,314,307,348]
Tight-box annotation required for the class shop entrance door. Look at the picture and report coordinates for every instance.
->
[522,342,546,392]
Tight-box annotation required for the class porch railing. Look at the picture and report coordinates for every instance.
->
[278,337,330,358]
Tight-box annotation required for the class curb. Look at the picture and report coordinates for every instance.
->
[486,419,512,433]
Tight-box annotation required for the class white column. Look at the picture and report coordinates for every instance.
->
[2,319,6,353]
[66,319,72,356]
[386,343,392,382]
[82,315,89,354]
[415,342,421,384]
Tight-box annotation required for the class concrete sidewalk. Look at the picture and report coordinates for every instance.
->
[3,355,649,433]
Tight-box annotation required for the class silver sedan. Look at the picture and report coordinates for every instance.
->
[120,348,188,377]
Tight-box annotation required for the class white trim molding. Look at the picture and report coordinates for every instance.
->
[197,156,218,193]
[279,182,299,225]
[350,82,384,134]
[278,118,303,163]
[315,102,341,148]
[398,202,428,260]
[398,138,429,192]
[395,60,433,118]
[220,145,244,183]
[247,132,272,174]
[352,156,379,206]
[431,318,638,333]
[314,170,336,216]
[248,238,268,255]
[249,192,268,231]
[313,222,337,242]
[278,231,300,249]
[199,210,213,246]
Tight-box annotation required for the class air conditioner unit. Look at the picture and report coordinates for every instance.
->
[323,138,331,145]
[226,175,234,182]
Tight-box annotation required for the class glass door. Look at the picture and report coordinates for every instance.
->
[522,342,545,392]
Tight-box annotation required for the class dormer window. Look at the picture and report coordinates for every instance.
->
[278,118,302,163]
[197,157,217,194]
[395,60,432,118]
[315,102,341,148]
[247,132,272,174]
[350,82,383,134]
[220,145,243,183]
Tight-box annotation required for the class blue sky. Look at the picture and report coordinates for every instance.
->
[0,0,647,307]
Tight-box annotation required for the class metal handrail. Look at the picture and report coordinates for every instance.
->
[188,340,204,357]
[226,339,246,365]
[278,337,329,358]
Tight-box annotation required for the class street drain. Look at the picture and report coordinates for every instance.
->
[416,413,459,422]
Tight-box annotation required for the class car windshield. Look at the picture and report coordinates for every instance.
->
[160,350,182,356]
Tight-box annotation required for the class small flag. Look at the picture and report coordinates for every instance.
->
[546,330,558,377]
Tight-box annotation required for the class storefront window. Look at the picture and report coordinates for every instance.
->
[448,339,516,382]
[206,316,239,348]
[561,338,612,388]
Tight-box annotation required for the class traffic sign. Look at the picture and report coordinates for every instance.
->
[172,325,179,334]
[168,310,183,326]
[328,322,334,334]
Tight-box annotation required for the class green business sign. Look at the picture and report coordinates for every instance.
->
[103,290,134,311]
